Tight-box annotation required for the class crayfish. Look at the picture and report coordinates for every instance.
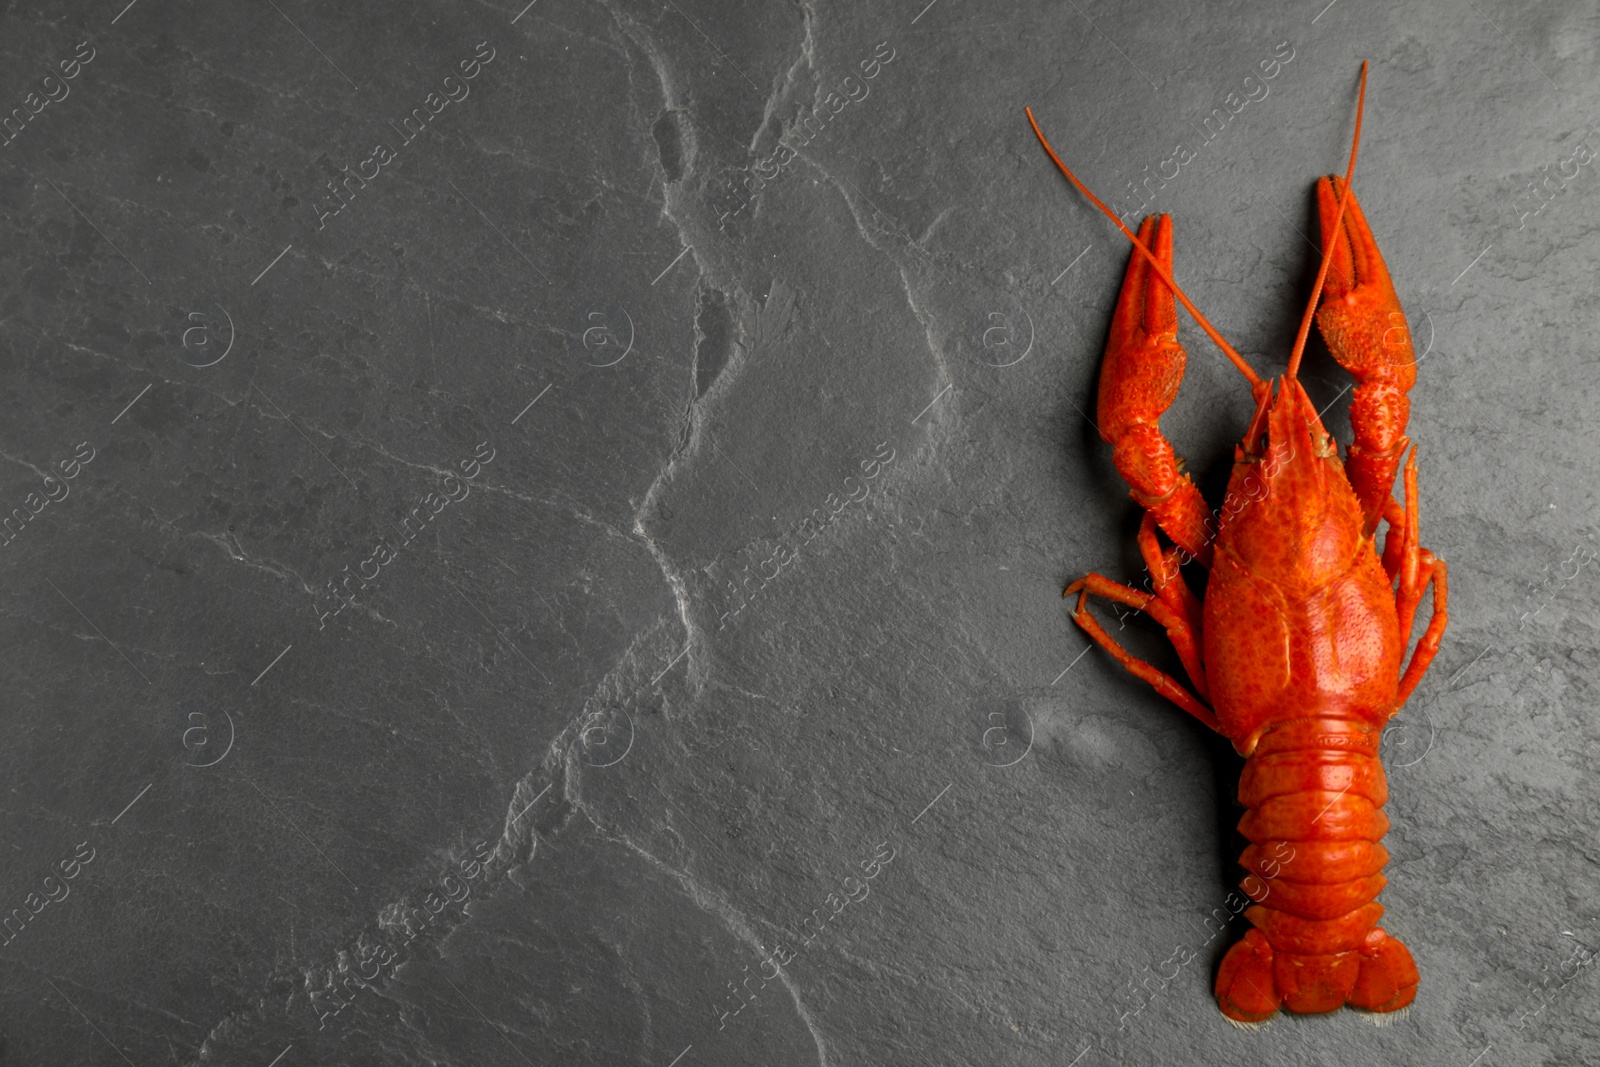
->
[1028,62,1448,1022]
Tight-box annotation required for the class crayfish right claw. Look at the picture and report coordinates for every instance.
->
[1313,176,1416,535]
[1314,176,1414,384]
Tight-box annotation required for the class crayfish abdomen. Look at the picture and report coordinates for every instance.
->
[1216,717,1418,1020]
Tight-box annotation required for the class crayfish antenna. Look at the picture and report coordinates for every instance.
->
[1285,60,1370,382]
[1025,106,1262,388]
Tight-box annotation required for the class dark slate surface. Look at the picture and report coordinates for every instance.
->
[1,0,1597,1064]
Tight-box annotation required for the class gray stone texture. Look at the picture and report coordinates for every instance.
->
[0,0,1596,1064]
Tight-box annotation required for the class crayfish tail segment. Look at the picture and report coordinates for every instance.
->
[1346,928,1420,1014]
[1313,175,1416,536]
[1217,930,1280,1023]
[1097,214,1215,565]
[1216,928,1417,1021]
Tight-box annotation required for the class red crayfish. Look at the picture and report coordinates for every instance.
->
[1027,62,1448,1022]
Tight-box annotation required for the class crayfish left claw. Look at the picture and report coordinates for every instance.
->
[1314,176,1415,536]
[1096,214,1214,565]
